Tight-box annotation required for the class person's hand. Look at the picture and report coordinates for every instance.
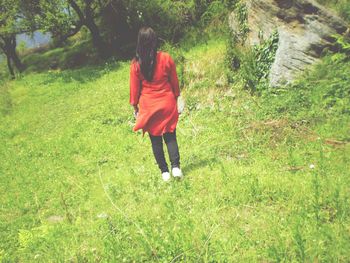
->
[133,111,138,118]
[133,105,139,118]
[177,95,185,114]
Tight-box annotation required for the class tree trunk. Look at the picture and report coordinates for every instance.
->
[85,18,109,59]
[84,0,109,59]
[3,35,25,72]
[6,55,15,79]
[9,49,25,72]
[68,0,109,59]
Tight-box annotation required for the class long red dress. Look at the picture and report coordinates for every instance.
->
[129,51,180,136]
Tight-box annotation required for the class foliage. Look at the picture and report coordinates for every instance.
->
[331,33,350,55]
[0,0,19,35]
[177,0,238,52]
[123,0,236,45]
[225,0,280,93]
[233,2,250,43]
[35,0,77,41]
[250,30,279,92]
[0,0,42,43]
[316,0,350,22]
[123,0,196,43]
[225,1,249,84]
[199,0,236,27]
[227,27,279,93]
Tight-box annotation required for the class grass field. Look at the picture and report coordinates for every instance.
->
[1,38,350,261]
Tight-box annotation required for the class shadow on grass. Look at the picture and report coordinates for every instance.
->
[34,61,123,86]
[182,156,219,175]
[20,39,127,85]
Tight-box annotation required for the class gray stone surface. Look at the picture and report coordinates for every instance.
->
[229,0,349,86]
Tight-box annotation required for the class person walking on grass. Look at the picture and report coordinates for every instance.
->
[129,26,183,182]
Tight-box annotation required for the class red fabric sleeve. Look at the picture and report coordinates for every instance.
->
[168,55,180,98]
[129,62,141,106]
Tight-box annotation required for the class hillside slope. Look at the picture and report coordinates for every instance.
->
[0,39,349,261]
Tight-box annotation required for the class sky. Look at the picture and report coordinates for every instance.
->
[17,31,51,48]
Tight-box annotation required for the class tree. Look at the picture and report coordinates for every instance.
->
[34,0,109,58]
[0,35,25,77]
[0,0,28,78]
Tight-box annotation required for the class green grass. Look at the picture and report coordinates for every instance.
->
[1,38,350,261]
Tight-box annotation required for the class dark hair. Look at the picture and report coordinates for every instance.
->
[135,27,158,81]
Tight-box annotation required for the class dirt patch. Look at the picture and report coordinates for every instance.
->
[245,118,319,146]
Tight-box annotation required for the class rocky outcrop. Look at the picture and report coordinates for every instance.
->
[229,0,349,86]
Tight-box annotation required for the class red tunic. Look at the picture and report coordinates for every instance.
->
[129,51,180,136]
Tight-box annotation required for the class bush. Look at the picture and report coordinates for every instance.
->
[260,53,350,119]
[226,18,279,94]
[160,41,186,88]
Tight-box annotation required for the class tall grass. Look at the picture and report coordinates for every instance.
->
[0,37,349,261]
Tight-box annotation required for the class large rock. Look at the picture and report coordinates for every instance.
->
[229,0,349,86]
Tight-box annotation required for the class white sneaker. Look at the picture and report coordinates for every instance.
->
[161,172,171,182]
[172,167,183,179]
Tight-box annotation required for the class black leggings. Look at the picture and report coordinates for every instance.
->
[149,129,180,173]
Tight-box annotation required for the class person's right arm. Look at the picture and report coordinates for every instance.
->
[168,55,180,99]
